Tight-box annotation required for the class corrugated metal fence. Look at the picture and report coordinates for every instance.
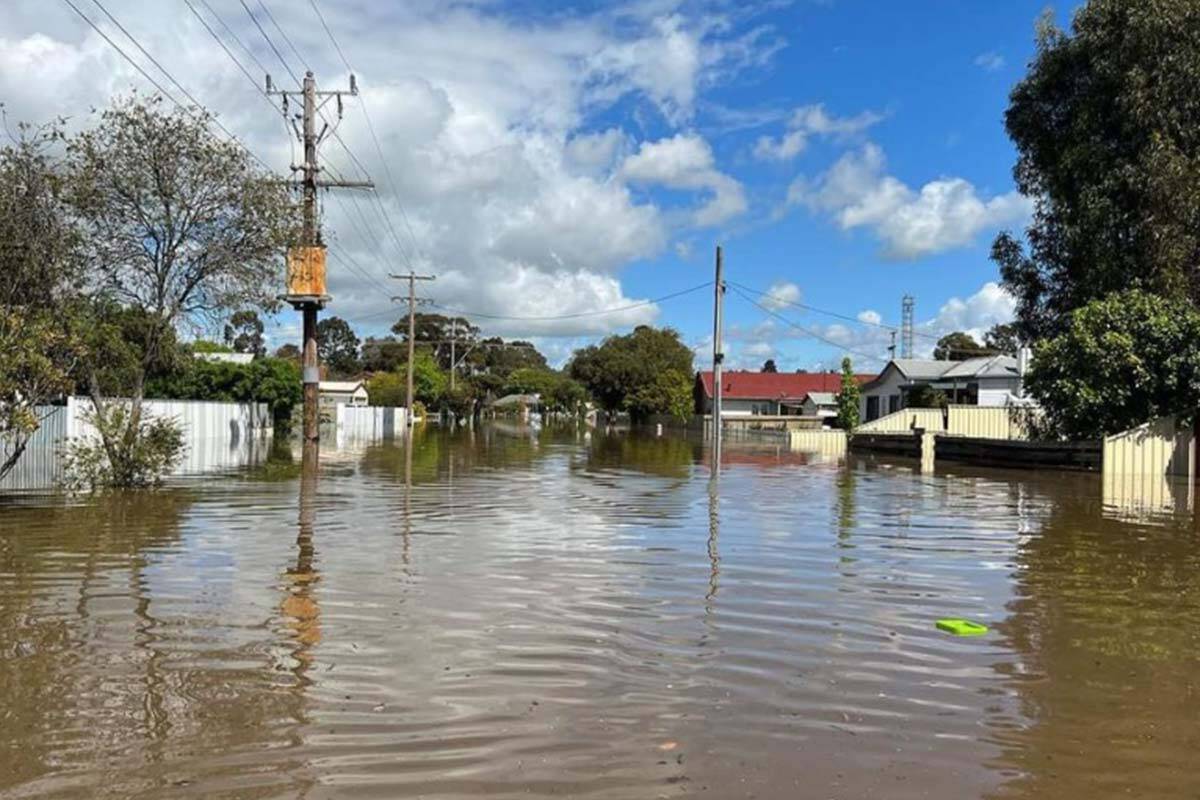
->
[855,408,945,434]
[788,430,848,459]
[336,405,407,443]
[0,397,271,492]
[946,406,1040,440]
[1103,414,1193,477]
[856,406,1041,440]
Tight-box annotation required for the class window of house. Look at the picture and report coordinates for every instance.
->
[866,396,880,421]
[888,394,901,414]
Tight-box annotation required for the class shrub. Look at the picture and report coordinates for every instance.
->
[61,403,185,492]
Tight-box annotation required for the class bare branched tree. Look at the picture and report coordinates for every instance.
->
[66,95,298,469]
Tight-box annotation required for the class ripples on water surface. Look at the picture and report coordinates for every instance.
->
[2,425,1199,798]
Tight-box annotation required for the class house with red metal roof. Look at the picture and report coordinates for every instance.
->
[693,370,875,417]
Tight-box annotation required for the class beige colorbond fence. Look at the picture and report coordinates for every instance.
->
[946,406,1039,440]
[857,405,1041,440]
[788,430,848,459]
[855,408,945,434]
[1102,414,1193,478]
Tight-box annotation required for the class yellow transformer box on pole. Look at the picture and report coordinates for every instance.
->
[285,245,329,303]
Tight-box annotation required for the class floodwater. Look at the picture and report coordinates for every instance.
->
[2,425,1199,799]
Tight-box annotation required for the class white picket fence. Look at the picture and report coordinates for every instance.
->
[0,396,271,492]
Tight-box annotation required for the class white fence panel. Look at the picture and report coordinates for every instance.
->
[1,397,273,492]
[0,406,71,491]
[336,405,407,443]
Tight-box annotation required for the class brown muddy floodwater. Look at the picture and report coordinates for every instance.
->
[2,424,1199,799]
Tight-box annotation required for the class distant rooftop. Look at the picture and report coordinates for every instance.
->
[696,371,875,401]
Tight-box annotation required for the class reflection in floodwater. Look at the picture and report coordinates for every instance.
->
[3,427,1200,798]
[1102,468,1195,521]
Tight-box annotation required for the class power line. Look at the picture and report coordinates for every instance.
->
[309,0,424,267]
[728,284,887,363]
[730,279,944,343]
[257,0,309,74]
[61,0,270,171]
[183,0,295,164]
[239,0,299,84]
[426,281,714,322]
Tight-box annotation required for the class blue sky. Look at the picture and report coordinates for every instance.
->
[0,0,1068,370]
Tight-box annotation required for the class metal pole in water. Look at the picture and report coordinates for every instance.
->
[712,245,725,472]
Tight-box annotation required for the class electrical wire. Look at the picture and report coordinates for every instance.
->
[183,0,296,167]
[309,0,424,267]
[61,0,271,171]
[426,281,714,322]
[728,284,887,362]
[729,279,944,343]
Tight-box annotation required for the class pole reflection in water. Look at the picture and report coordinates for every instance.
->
[706,474,720,608]
[280,440,321,686]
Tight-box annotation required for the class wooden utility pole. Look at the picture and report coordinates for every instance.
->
[391,272,436,426]
[711,245,725,470]
[271,70,372,442]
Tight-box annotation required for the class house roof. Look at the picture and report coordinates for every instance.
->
[319,380,366,393]
[696,371,875,401]
[804,392,837,405]
[873,356,1020,387]
[491,393,540,407]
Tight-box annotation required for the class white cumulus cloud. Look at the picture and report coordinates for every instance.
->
[754,103,882,161]
[789,143,1032,259]
[621,133,747,227]
[760,281,801,310]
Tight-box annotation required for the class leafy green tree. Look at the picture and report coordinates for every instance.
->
[933,331,988,361]
[477,338,549,378]
[366,352,446,408]
[192,340,232,354]
[316,316,361,377]
[0,122,87,480]
[1025,290,1200,439]
[147,356,302,429]
[224,310,265,356]
[992,0,1200,341]
[361,336,406,373]
[546,376,589,416]
[568,325,694,420]
[392,313,479,370]
[503,367,559,397]
[983,322,1020,356]
[761,359,778,373]
[625,369,692,422]
[274,343,301,362]
[836,357,861,430]
[67,95,295,486]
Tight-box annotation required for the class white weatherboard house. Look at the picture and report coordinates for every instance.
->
[860,355,1026,422]
[319,380,369,409]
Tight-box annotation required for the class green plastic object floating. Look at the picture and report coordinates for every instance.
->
[936,618,989,637]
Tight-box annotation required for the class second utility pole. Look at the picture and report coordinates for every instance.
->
[392,271,436,426]
[711,245,725,471]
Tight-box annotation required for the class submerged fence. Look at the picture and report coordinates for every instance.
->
[0,397,271,492]
[335,405,408,443]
